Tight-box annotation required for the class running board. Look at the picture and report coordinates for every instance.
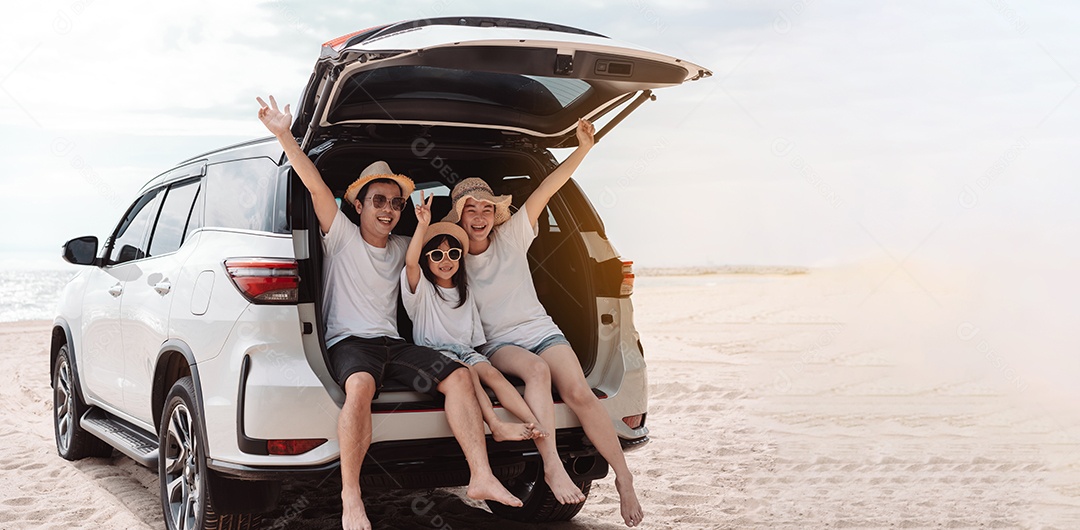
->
[81,408,159,468]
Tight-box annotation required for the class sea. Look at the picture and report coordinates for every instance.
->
[0,270,79,323]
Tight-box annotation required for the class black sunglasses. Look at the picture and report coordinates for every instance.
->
[426,248,462,263]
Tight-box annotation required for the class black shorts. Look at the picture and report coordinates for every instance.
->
[328,336,463,398]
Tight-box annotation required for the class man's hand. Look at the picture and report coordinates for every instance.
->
[575,118,596,150]
[415,191,433,227]
[257,95,292,137]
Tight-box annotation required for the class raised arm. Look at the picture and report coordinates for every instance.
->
[404,191,432,294]
[257,95,338,234]
[524,118,596,227]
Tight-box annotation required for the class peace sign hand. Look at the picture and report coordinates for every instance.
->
[415,191,433,227]
[256,95,292,136]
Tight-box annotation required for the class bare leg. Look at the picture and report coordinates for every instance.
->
[467,364,533,441]
[437,368,523,507]
[339,372,376,530]
[490,346,586,505]
[541,344,642,527]
[474,362,547,439]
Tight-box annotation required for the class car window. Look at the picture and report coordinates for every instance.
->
[204,158,285,233]
[337,66,592,117]
[185,182,205,241]
[148,179,201,257]
[108,188,164,265]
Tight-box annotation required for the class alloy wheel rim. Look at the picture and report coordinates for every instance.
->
[163,402,200,530]
[55,359,74,453]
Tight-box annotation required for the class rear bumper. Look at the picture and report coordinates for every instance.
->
[208,428,648,486]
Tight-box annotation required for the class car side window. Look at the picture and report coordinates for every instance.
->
[148,179,201,257]
[204,158,284,233]
[108,188,165,265]
[184,182,205,241]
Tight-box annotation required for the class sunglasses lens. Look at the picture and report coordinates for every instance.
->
[447,248,462,261]
[370,195,387,208]
[428,250,444,262]
[390,198,406,211]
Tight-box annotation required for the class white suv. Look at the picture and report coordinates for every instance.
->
[51,17,709,530]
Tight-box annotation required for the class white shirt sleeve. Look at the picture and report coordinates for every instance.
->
[399,266,427,318]
[321,209,354,256]
[503,204,540,252]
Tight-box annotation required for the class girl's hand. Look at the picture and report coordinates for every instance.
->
[575,118,596,150]
[415,190,433,227]
[256,95,292,137]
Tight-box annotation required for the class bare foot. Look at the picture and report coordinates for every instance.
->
[342,488,372,530]
[489,420,535,442]
[544,465,586,504]
[466,474,523,507]
[528,421,548,439]
[615,475,643,527]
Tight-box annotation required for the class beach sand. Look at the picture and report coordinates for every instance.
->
[2,266,1080,529]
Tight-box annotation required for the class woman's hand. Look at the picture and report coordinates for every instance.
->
[415,190,433,227]
[256,95,292,137]
[575,118,596,150]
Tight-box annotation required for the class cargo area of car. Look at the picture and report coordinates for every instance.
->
[294,140,601,402]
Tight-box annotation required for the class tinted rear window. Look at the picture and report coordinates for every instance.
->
[203,158,288,233]
[335,65,591,116]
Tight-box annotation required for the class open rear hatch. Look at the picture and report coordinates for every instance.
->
[291,17,712,149]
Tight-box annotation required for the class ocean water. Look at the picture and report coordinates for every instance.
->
[0,270,78,322]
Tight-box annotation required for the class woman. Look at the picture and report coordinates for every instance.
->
[445,118,643,527]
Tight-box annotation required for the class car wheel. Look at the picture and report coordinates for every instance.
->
[53,344,113,460]
[159,377,262,530]
[487,460,592,523]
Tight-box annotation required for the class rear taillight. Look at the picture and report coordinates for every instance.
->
[225,259,299,304]
[620,260,635,296]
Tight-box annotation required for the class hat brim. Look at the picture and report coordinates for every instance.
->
[423,222,470,255]
[344,173,416,204]
[443,192,512,226]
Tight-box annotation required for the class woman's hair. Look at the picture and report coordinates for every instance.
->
[421,234,468,308]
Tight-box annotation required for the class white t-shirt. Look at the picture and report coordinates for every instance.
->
[466,204,562,347]
[322,209,409,347]
[400,269,486,350]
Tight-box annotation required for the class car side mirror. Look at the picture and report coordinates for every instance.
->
[62,236,99,266]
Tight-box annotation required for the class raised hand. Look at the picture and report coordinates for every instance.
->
[575,117,596,149]
[415,190,433,227]
[256,95,292,137]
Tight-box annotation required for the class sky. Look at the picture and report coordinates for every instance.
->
[0,0,1078,270]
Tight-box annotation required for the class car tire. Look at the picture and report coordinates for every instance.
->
[159,376,262,530]
[488,461,592,523]
[53,344,113,460]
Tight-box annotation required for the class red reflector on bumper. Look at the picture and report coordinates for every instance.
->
[267,438,327,455]
[622,414,645,430]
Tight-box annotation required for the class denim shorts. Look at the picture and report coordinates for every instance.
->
[434,343,490,367]
[479,333,570,357]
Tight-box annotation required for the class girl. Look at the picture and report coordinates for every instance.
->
[402,192,547,442]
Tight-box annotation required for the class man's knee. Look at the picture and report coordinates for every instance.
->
[437,367,470,394]
[344,372,377,400]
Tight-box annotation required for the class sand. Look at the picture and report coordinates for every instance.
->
[3,266,1080,529]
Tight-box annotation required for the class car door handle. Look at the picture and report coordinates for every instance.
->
[108,283,123,297]
[154,281,172,295]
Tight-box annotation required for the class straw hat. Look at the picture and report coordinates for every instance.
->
[423,222,469,255]
[442,177,512,226]
[343,161,415,205]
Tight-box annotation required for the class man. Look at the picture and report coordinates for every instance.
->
[257,95,520,530]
